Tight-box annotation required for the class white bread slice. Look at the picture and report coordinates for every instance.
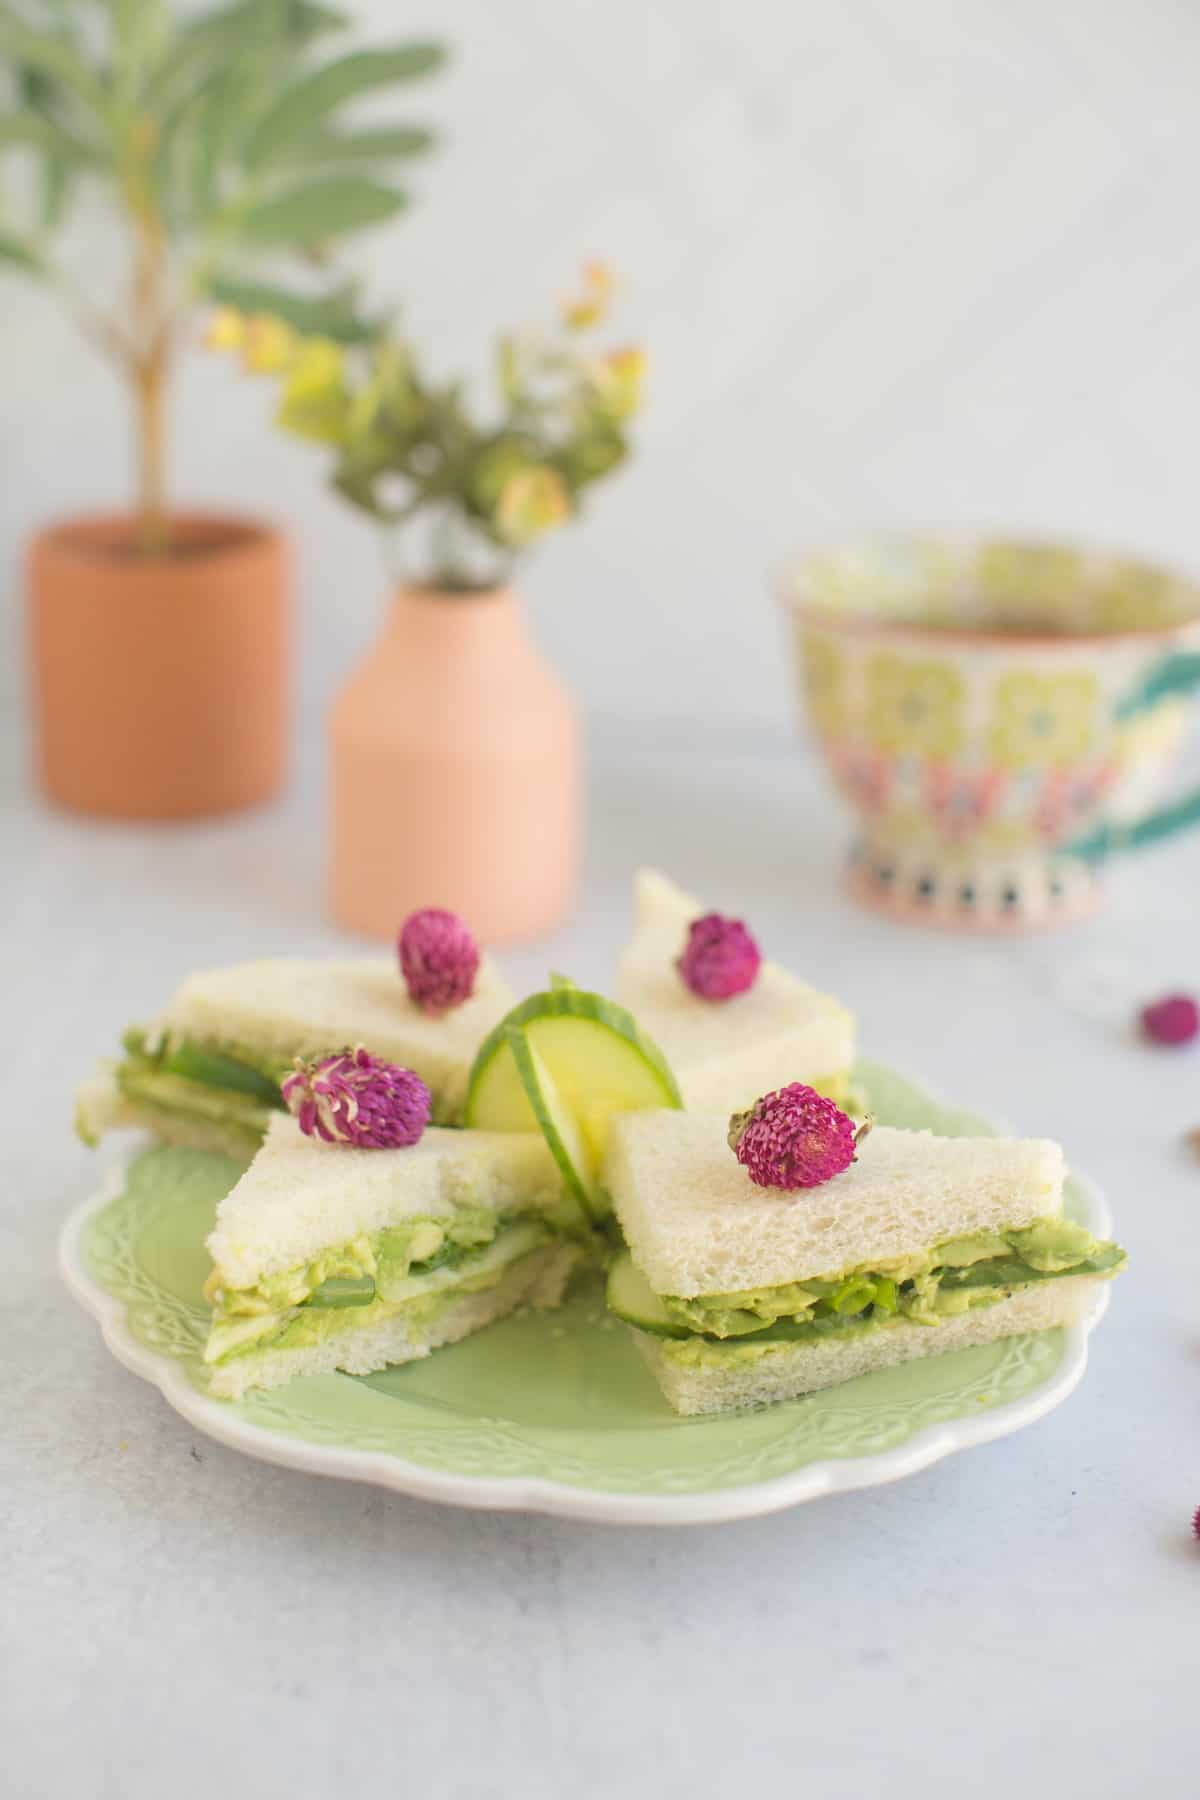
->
[74,1067,263,1160]
[636,1273,1097,1415]
[615,869,854,1113]
[209,1240,579,1400]
[154,955,514,1116]
[75,1067,147,1146]
[604,1111,1065,1297]
[208,1113,563,1289]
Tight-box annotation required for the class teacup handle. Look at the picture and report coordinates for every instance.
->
[1069,651,1200,861]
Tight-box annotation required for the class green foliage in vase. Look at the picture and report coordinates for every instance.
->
[0,0,445,550]
[212,261,646,591]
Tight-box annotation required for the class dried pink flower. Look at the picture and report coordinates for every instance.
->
[1140,993,1199,1047]
[677,912,761,1001]
[398,908,480,1016]
[728,1083,869,1190]
[281,1048,431,1149]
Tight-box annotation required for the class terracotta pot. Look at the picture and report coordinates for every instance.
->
[330,586,581,943]
[29,512,289,820]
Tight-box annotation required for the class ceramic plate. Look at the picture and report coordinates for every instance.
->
[59,1061,1113,1525]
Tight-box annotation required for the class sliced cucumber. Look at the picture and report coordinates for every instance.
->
[606,1252,689,1338]
[464,985,682,1217]
[116,1065,274,1142]
[505,1026,597,1219]
[162,1041,283,1105]
[374,1219,550,1305]
[308,1275,377,1308]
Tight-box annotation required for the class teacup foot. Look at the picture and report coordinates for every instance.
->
[847,845,1104,932]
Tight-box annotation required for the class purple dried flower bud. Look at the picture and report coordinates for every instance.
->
[677,912,761,1001]
[281,1048,431,1149]
[398,908,480,1016]
[728,1083,869,1190]
[1140,993,1199,1047]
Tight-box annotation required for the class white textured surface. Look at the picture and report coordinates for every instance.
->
[6,0,1200,737]
[4,717,1199,1796]
[605,1116,1065,1296]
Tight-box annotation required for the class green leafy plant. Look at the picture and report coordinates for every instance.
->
[212,261,646,591]
[0,0,444,551]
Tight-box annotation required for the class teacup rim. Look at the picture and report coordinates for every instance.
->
[776,530,1200,649]
[787,605,1200,650]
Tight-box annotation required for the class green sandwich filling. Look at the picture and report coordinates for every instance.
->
[204,1208,554,1366]
[111,1029,465,1151]
[608,1215,1125,1366]
[111,1029,287,1151]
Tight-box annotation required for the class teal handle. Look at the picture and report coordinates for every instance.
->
[1114,650,1200,720]
[1070,650,1200,861]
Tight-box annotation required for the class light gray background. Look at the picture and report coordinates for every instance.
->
[4,0,1200,734]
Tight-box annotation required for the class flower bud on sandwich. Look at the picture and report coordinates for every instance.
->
[282,1049,431,1149]
[677,912,761,1001]
[399,908,481,1016]
[729,1082,871,1190]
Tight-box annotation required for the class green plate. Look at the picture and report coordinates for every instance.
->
[59,1061,1113,1524]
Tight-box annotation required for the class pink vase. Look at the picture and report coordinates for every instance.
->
[329,585,581,943]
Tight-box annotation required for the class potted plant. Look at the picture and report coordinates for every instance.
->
[213,261,644,939]
[1,0,444,818]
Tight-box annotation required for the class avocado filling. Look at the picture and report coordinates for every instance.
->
[204,1209,553,1366]
[627,1215,1125,1358]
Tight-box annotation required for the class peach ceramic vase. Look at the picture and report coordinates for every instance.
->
[329,585,581,943]
[29,513,289,819]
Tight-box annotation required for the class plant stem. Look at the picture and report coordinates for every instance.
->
[131,195,171,554]
[134,346,169,553]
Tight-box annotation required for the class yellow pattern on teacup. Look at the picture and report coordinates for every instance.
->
[804,541,961,625]
[1092,564,1175,633]
[800,630,846,733]
[988,671,1098,771]
[869,806,943,850]
[976,544,1084,627]
[865,653,965,759]
[972,817,1044,854]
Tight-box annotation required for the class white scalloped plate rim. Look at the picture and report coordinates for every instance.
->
[58,1079,1113,1528]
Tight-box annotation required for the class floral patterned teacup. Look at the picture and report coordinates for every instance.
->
[781,534,1200,929]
